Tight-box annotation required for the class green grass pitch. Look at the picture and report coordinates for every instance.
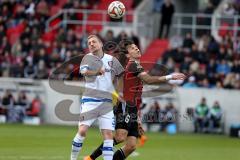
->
[0,124,240,160]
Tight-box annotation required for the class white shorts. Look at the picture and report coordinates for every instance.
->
[78,102,115,130]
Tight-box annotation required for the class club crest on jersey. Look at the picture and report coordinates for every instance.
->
[108,61,113,67]
[135,61,142,69]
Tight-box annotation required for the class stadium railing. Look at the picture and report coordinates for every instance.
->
[45,9,152,36]
[46,9,240,41]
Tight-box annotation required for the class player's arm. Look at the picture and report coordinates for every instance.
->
[116,74,124,100]
[79,54,105,76]
[138,72,186,84]
[80,65,105,76]
[112,57,125,102]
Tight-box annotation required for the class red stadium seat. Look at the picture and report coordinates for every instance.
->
[219,22,230,37]
[57,0,67,7]
[6,22,26,45]
[86,24,103,33]
[49,18,61,28]
[141,39,169,70]
[41,30,57,42]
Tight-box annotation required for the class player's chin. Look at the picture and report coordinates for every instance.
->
[90,49,98,53]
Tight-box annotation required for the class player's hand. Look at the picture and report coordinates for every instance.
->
[171,73,186,80]
[138,122,145,136]
[112,91,125,107]
[98,67,105,75]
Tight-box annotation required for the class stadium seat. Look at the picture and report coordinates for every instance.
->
[6,22,26,45]
[141,39,169,70]
[57,0,67,8]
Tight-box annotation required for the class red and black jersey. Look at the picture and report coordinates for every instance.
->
[123,60,144,110]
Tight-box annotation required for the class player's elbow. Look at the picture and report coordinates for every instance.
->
[140,74,157,84]
[80,70,91,76]
[80,69,88,76]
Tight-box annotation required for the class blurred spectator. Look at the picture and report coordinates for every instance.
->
[0,24,6,39]
[63,0,73,9]
[216,59,231,75]
[208,101,223,133]
[104,30,115,42]
[223,73,237,89]
[210,0,221,7]
[0,36,11,53]
[233,37,240,54]
[25,1,35,15]
[2,90,15,107]
[194,97,209,133]
[231,60,240,73]
[153,0,163,12]
[163,102,177,130]
[24,63,37,78]
[36,60,49,79]
[222,2,236,16]
[202,1,214,35]
[158,0,175,38]
[183,33,195,49]
[145,101,161,131]
[183,76,198,88]
[116,31,128,43]
[208,36,219,54]
[17,91,29,107]
[132,0,143,9]
[36,0,49,17]
[26,95,42,117]
[0,90,14,116]
[88,0,100,9]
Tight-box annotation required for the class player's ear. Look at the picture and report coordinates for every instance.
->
[100,41,103,48]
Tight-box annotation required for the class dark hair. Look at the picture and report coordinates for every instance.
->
[119,39,134,51]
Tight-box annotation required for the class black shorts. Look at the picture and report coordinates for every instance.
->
[114,102,140,138]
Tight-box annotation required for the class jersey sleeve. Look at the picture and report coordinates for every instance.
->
[128,61,144,77]
[112,57,125,76]
[79,55,90,74]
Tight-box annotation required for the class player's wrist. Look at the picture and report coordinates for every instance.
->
[118,92,123,98]
[165,75,173,81]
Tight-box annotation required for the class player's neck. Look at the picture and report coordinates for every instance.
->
[93,50,104,59]
[129,58,140,62]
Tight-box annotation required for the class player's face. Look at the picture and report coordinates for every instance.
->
[127,44,141,59]
[87,37,103,54]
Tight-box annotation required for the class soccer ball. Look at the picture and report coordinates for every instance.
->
[108,1,126,19]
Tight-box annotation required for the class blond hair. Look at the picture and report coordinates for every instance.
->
[87,35,102,43]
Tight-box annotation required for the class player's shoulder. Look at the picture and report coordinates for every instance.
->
[85,53,93,56]
[102,53,118,63]
[103,53,114,59]
[128,60,139,67]
[82,53,92,58]
[127,60,143,71]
